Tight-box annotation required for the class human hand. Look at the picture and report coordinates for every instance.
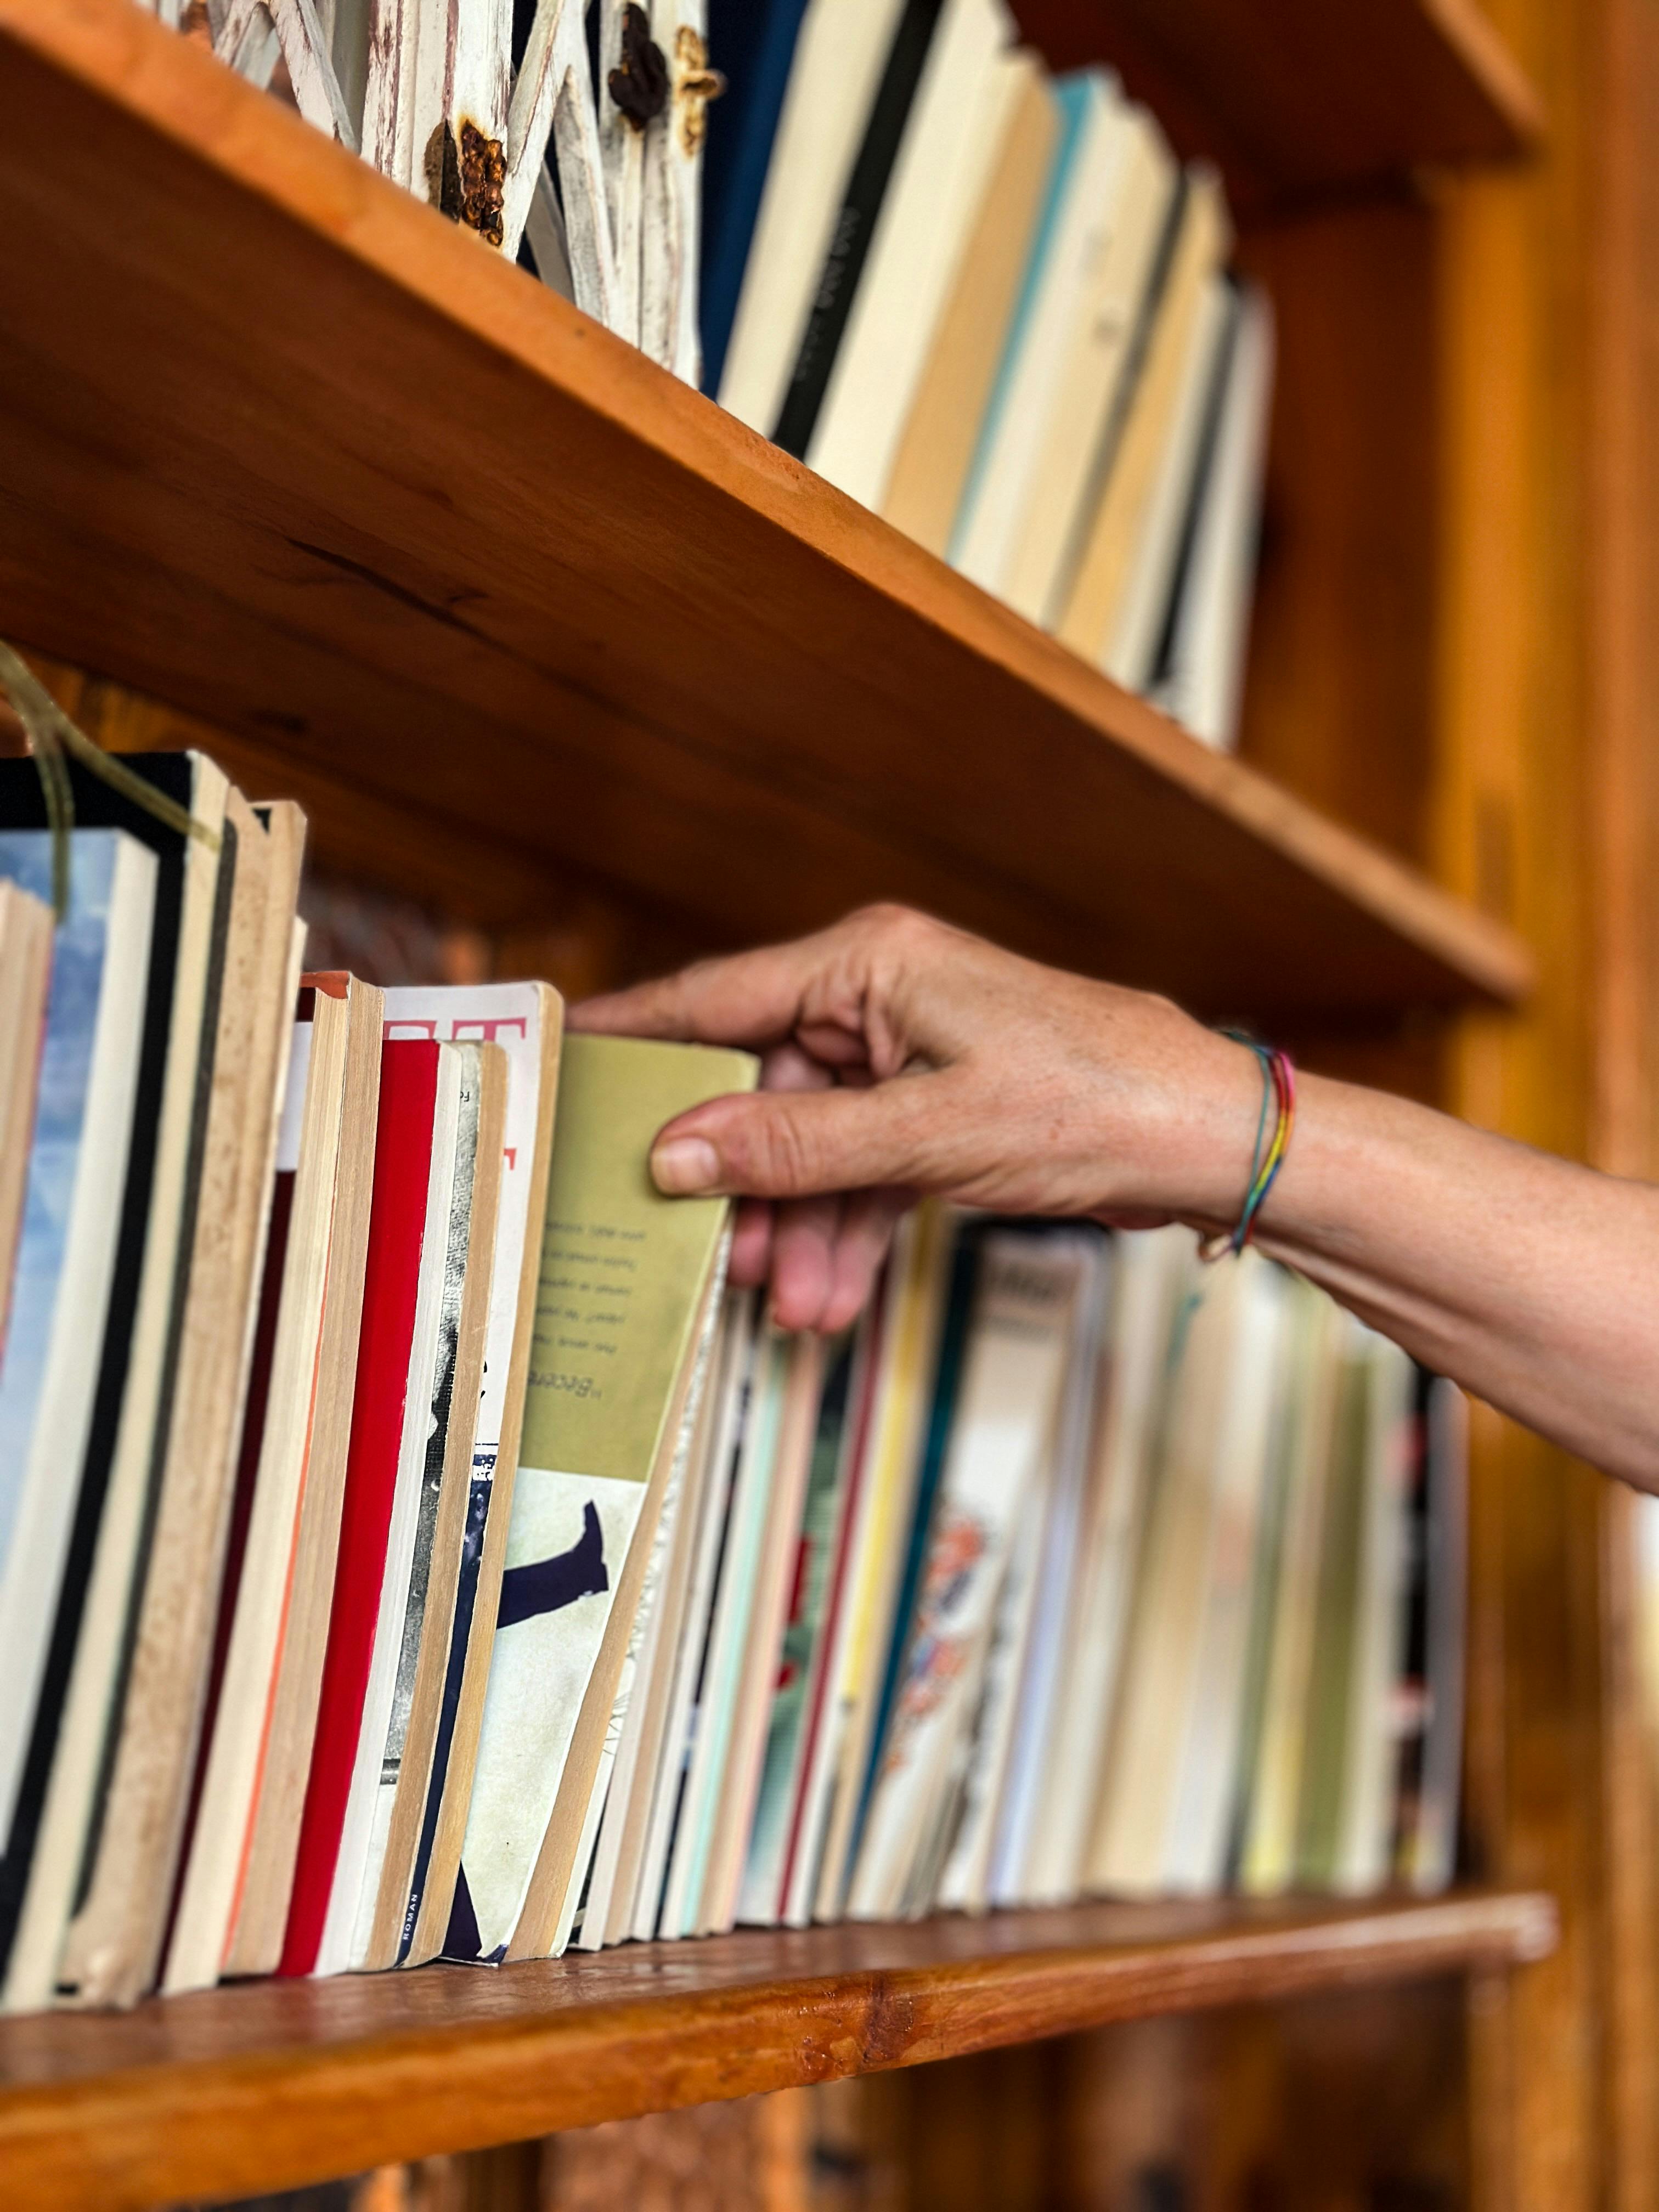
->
[570,905,1262,1331]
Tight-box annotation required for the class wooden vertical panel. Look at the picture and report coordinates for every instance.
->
[543,2097,811,2211]
[1431,3,1607,2207]
[1585,0,1659,1188]
[1583,2,1659,2208]
[1052,1985,1468,2212]
[1235,199,1440,867]
[896,2042,1057,2212]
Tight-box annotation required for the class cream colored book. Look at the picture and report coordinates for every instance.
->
[703,1330,827,1934]
[399,981,565,1968]
[1238,1285,1345,1895]
[1057,168,1232,672]
[219,974,385,1976]
[806,0,1013,511]
[556,1261,729,1955]
[952,71,1132,598]
[356,1045,508,1970]
[1003,106,1179,629]
[1332,1329,1415,1893]
[574,1293,737,1949]
[627,1292,758,1942]
[810,1202,953,1921]
[1152,283,1276,749]
[1085,1239,1250,1895]
[718,0,906,435]
[1295,1322,1376,1889]
[1019,1225,1190,1904]
[658,1321,787,1941]
[853,1232,1084,1922]
[1161,1255,1290,1893]
[60,795,305,2007]
[1101,269,1234,691]
[881,53,1056,557]
[165,970,385,1994]
[450,1035,757,1963]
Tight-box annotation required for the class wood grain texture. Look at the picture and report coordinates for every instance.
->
[1429,6,1613,2206]
[0,0,1532,1027]
[0,1892,1554,2210]
[1582,4,1659,2210]
[1007,0,1543,210]
[1235,200,1439,870]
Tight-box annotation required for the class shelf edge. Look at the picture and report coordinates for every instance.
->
[0,1893,1558,2210]
[0,0,1537,1015]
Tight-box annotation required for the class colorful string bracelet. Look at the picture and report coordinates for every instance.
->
[1199,1031,1296,1262]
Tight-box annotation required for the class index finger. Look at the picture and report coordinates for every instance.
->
[569,929,833,1049]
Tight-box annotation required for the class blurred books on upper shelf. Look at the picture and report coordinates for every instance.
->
[707,0,1274,752]
[167,0,1273,755]
[0,742,1463,2018]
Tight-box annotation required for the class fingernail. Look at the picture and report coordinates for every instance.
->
[651,1137,721,1195]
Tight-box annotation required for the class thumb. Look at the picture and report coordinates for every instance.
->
[649,1077,943,1201]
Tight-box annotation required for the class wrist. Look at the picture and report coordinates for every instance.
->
[1084,997,1273,1228]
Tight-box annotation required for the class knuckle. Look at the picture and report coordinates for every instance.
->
[848,900,925,942]
[741,1105,819,1194]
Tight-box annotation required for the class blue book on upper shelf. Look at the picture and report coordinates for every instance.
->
[699,0,814,398]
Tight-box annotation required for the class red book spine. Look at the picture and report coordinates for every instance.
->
[277,1039,438,1977]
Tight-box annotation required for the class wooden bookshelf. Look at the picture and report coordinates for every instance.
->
[0,0,1534,1025]
[0,1892,1554,2211]
[1013,0,1545,203]
[4,0,1643,2207]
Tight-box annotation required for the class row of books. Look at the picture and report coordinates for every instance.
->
[175,0,1272,754]
[701,0,1274,749]
[566,1215,1466,1950]
[0,746,1461,2014]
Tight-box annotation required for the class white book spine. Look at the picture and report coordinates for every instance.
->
[1103,272,1234,691]
[952,76,1128,593]
[806,0,1012,510]
[1155,287,1276,751]
[1334,1335,1415,1894]
[317,1053,465,1976]
[717,0,907,433]
[572,1246,727,1950]
[1161,1256,1288,1894]
[628,1295,757,1942]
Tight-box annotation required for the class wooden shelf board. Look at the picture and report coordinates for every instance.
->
[1011,0,1544,208]
[0,2,1533,1026]
[0,1891,1555,2210]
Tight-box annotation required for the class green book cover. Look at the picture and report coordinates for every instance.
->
[1295,1334,1371,1888]
[454,1035,757,1960]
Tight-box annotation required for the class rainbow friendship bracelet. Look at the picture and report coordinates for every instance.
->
[1199,1031,1296,1262]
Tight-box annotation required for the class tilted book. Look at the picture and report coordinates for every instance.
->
[448,1034,757,1962]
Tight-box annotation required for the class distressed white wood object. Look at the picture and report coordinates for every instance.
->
[214,0,281,88]
[216,0,358,143]
[599,0,646,348]
[362,0,420,184]
[656,0,716,382]
[526,160,578,302]
[503,0,618,326]
[365,0,509,232]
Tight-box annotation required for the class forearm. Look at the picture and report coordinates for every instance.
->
[1232,1074,1659,1489]
[574,907,1659,1489]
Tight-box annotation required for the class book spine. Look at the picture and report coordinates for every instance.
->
[770,0,944,458]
